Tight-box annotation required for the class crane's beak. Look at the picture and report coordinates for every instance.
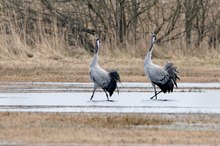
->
[151,31,155,35]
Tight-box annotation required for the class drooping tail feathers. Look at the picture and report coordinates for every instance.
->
[106,70,121,97]
[109,70,121,82]
[164,62,180,87]
[153,62,180,93]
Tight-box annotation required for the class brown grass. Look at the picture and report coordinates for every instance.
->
[0,56,219,82]
[0,112,220,145]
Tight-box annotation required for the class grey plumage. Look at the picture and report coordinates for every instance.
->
[144,32,180,99]
[89,38,121,100]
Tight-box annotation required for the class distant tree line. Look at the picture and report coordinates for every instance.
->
[0,0,220,54]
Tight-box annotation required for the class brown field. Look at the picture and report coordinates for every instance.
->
[0,112,220,145]
[0,56,219,83]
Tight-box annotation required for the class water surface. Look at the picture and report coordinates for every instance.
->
[0,82,220,113]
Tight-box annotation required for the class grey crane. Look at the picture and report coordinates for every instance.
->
[89,38,121,101]
[144,32,180,100]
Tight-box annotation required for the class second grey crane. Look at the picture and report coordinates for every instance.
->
[89,38,121,101]
[144,32,180,100]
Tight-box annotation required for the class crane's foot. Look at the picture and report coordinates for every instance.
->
[104,90,109,101]
[150,96,157,100]
[90,89,96,100]
[90,94,95,100]
[150,93,157,99]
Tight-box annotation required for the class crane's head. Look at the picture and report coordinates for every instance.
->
[150,31,156,44]
[95,38,100,53]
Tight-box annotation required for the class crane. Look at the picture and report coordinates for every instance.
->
[89,38,121,101]
[144,32,180,99]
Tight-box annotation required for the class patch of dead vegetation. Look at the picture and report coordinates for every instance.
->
[0,112,220,145]
[0,57,219,82]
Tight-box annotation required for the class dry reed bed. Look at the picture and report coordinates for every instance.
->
[0,112,220,144]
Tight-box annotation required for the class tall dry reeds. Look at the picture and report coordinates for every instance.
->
[0,10,73,59]
[0,0,219,60]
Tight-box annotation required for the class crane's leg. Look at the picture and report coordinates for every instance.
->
[90,88,96,100]
[90,91,94,100]
[151,84,157,99]
[150,90,162,99]
[150,84,158,99]
[103,89,109,101]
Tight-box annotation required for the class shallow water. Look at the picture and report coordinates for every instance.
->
[0,82,220,113]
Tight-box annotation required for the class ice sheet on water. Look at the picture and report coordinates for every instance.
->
[0,89,220,113]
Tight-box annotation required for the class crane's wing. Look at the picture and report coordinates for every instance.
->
[148,63,180,93]
[148,65,169,84]
[89,66,110,88]
[148,65,175,93]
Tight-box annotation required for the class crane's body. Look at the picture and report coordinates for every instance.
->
[144,32,180,99]
[89,38,120,101]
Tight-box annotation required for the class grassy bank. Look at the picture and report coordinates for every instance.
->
[0,56,219,82]
[0,112,220,145]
